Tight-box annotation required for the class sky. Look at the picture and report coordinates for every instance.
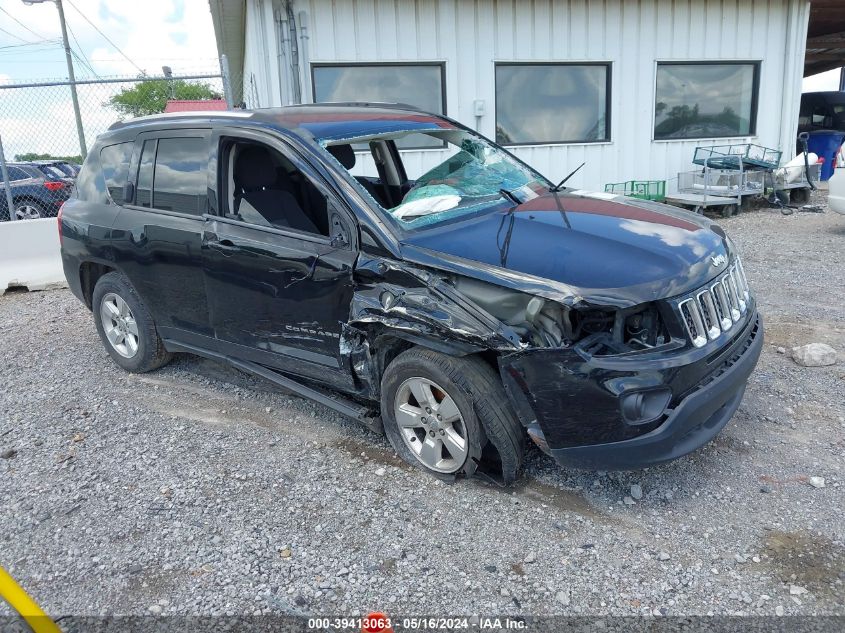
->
[0,0,218,82]
[803,68,842,92]
[0,0,219,159]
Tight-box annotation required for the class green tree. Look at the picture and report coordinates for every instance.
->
[14,152,83,163]
[106,79,221,118]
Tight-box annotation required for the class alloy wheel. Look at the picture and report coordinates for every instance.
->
[393,377,469,473]
[15,204,42,220]
[100,292,140,358]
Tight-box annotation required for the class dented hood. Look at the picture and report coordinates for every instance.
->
[399,190,734,307]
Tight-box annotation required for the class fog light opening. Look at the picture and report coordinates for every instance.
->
[621,388,672,426]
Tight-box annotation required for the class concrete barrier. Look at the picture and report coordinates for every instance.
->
[0,218,67,295]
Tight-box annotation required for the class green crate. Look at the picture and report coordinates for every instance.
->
[604,180,666,202]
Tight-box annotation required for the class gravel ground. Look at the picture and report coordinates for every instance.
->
[1,193,843,621]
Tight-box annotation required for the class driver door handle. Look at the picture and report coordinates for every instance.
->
[207,237,239,256]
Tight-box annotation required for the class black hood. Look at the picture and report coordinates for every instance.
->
[399,190,734,307]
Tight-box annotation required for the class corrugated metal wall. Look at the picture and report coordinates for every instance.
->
[243,0,810,192]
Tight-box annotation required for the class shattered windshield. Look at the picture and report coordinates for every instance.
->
[322,129,549,231]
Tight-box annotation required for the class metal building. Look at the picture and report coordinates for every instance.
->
[210,0,812,191]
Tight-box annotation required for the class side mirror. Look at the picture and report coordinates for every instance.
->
[122,182,135,204]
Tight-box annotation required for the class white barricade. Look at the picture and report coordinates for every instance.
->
[0,218,67,295]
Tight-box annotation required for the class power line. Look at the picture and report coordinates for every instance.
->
[70,48,98,78]
[66,21,99,78]
[0,40,61,51]
[0,24,37,45]
[0,6,50,41]
[0,48,63,58]
[64,0,145,75]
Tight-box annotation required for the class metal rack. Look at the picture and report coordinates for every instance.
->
[667,157,758,216]
[692,143,782,170]
[666,141,817,216]
[604,180,666,202]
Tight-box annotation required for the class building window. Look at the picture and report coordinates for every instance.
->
[494,63,611,145]
[312,63,446,149]
[654,62,760,140]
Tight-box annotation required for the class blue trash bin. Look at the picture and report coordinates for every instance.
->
[806,131,845,181]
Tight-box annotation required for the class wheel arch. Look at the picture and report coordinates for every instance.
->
[79,260,117,309]
[343,322,490,400]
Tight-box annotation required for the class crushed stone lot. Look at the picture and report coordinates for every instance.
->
[1,195,844,621]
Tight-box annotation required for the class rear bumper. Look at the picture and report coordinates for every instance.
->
[499,311,763,471]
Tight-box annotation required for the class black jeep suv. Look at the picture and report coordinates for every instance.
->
[60,104,762,483]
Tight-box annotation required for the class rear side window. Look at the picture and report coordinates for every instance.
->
[100,142,133,202]
[152,137,207,215]
[40,165,66,179]
[16,165,42,179]
[6,166,28,181]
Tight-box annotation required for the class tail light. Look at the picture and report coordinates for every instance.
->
[44,181,66,191]
[57,202,65,245]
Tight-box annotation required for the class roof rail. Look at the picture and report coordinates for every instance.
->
[297,101,424,112]
[108,110,251,130]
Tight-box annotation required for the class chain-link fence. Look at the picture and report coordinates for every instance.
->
[0,64,232,221]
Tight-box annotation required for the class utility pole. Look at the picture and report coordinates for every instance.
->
[22,0,87,158]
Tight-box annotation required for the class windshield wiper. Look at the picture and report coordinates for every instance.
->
[546,162,585,230]
[499,187,521,205]
[549,162,586,192]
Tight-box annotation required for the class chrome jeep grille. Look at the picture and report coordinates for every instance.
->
[677,260,751,348]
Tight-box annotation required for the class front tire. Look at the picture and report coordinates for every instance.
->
[92,272,172,373]
[381,347,525,484]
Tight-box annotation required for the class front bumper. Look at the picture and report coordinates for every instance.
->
[499,311,763,470]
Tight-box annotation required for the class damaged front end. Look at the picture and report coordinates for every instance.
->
[339,256,523,403]
[342,252,763,473]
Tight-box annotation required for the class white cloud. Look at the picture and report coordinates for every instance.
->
[84,0,218,77]
[0,0,218,79]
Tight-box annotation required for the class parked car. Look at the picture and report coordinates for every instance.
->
[60,104,763,483]
[798,91,845,135]
[1,163,72,220]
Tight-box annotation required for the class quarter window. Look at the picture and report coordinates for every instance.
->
[100,142,133,202]
[312,63,446,149]
[495,63,611,145]
[654,62,759,140]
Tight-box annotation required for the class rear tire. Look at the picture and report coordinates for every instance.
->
[14,200,45,220]
[92,272,172,373]
[381,347,525,484]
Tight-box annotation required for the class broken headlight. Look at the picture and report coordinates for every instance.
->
[451,276,669,352]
